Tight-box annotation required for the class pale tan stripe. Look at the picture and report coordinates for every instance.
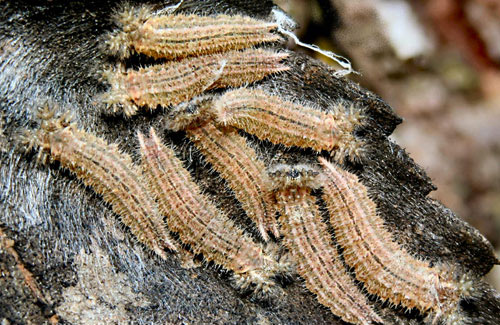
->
[139,128,271,277]
[273,175,381,324]
[33,117,177,258]
[129,14,280,59]
[187,122,278,240]
[319,157,459,313]
[103,49,288,116]
[215,88,350,152]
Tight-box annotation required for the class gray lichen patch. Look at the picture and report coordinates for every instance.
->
[56,243,151,324]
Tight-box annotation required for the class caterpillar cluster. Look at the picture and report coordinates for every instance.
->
[24,5,473,325]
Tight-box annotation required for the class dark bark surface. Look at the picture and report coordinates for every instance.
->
[1,1,499,324]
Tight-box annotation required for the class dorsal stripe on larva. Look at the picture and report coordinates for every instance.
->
[138,128,270,276]
[341,170,453,296]
[214,88,355,152]
[120,13,280,59]
[63,139,173,255]
[329,178,419,288]
[319,157,457,312]
[71,140,176,256]
[34,119,177,258]
[322,161,430,304]
[103,49,288,116]
[276,191,382,325]
[271,165,382,324]
[139,131,228,245]
[330,175,430,290]
[186,122,279,241]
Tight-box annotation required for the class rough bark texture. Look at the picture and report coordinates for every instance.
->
[0,1,499,324]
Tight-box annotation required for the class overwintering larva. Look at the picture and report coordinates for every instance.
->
[164,98,278,241]
[28,108,177,259]
[214,88,361,158]
[139,128,277,290]
[102,49,288,116]
[187,122,279,241]
[108,7,281,59]
[270,164,382,325]
[319,157,460,316]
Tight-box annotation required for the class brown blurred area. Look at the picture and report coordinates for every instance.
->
[276,0,500,289]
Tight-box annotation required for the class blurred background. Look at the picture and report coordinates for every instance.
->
[275,0,500,289]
